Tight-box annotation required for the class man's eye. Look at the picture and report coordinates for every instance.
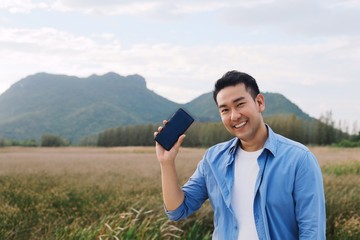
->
[237,102,245,107]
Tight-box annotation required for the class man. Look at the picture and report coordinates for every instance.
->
[154,71,326,239]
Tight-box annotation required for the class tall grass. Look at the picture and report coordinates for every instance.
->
[0,147,359,239]
[0,173,212,239]
[322,162,360,239]
[0,146,212,239]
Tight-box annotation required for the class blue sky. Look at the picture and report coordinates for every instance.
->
[0,0,359,132]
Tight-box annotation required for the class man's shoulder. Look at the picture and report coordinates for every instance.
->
[266,125,311,156]
[269,130,316,163]
[268,131,319,168]
[274,132,310,152]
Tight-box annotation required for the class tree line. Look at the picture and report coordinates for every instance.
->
[0,134,70,147]
[94,114,356,147]
[1,114,358,148]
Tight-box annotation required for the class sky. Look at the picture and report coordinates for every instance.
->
[0,0,359,133]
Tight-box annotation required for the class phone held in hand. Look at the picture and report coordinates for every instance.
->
[155,108,194,151]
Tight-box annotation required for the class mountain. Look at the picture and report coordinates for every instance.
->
[0,72,312,142]
[0,72,178,142]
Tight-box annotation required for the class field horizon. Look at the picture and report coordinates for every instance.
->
[1,145,359,173]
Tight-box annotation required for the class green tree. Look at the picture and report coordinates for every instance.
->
[0,137,5,147]
[318,111,336,145]
[41,134,69,147]
[22,139,38,147]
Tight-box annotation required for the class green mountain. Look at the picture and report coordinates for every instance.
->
[0,72,178,142]
[0,72,312,142]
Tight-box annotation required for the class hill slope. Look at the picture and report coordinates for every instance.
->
[0,72,312,142]
[0,72,178,141]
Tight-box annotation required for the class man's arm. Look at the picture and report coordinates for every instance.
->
[154,122,185,211]
[294,151,326,239]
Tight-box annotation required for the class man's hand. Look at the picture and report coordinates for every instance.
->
[154,120,186,166]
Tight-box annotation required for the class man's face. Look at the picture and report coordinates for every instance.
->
[216,83,265,143]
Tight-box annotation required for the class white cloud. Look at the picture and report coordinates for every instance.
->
[220,0,360,37]
[2,0,359,37]
[1,26,358,92]
[0,0,245,14]
[0,0,49,13]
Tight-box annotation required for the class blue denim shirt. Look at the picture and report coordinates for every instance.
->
[166,126,326,239]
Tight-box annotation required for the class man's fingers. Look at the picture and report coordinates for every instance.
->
[154,120,168,139]
[175,134,186,148]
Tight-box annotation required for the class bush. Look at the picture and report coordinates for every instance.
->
[22,139,38,147]
[41,134,69,147]
[334,140,360,148]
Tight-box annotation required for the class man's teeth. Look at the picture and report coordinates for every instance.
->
[235,122,246,128]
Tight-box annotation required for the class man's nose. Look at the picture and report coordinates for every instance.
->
[230,109,241,121]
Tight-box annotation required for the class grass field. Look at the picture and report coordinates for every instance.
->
[0,146,359,239]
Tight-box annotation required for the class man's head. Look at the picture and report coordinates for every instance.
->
[213,70,267,151]
[213,70,260,105]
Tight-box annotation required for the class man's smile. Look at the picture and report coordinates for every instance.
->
[234,121,247,129]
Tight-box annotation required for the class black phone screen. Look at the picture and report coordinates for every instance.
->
[155,108,194,151]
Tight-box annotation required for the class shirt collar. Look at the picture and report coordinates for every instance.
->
[227,124,277,159]
[228,137,240,155]
[263,124,277,157]
[225,138,240,167]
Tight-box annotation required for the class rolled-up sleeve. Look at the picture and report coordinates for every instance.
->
[165,157,209,221]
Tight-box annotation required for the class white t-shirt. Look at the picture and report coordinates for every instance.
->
[231,147,262,240]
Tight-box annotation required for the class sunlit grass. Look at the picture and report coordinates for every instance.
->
[322,161,360,239]
[0,146,359,239]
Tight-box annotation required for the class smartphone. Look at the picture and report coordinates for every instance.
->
[155,108,194,151]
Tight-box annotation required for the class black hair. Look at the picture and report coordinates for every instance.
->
[213,70,260,105]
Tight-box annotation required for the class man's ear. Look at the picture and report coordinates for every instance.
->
[256,94,265,113]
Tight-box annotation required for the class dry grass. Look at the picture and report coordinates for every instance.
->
[0,146,358,190]
[0,146,212,239]
[310,146,360,166]
[0,147,205,177]
[1,146,358,176]
[0,146,359,239]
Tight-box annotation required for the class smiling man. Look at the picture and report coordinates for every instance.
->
[155,70,326,239]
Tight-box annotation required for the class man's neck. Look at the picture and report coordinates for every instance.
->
[240,124,268,152]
